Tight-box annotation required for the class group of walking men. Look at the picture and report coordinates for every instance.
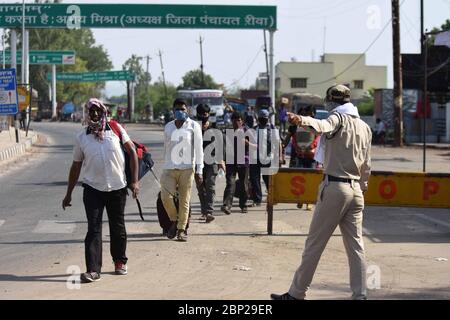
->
[61,84,373,301]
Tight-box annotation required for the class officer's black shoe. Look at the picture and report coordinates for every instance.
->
[167,222,177,239]
[270,292,299,300]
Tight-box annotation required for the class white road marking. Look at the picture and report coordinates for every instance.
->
[363,227,381,243]
[33,220,76,234]
[103,221,160,235]
[416,214,450,229]
[0,220,5,228]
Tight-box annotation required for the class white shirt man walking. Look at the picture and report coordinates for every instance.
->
[161,99,204,241]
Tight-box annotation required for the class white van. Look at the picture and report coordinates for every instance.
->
[176,89,225,126]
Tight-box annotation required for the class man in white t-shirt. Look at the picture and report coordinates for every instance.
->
[62,98,139,283]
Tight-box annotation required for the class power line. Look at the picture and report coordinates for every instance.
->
[304,0,406,86]
[278,0,352,17]
[308,21,391,85]
[228,45,264,88]
[279,0,372,20]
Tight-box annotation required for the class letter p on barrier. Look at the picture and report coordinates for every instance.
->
[423,181,439,201]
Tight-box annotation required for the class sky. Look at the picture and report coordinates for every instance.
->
[2,0,450,97]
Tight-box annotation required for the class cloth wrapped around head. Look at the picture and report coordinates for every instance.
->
[87,98,108,141]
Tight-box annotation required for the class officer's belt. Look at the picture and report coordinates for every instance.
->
[325,175,355,184]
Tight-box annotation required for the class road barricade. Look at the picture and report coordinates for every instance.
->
[266,168,450,234]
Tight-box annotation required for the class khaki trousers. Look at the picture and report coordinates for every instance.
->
[160,169,194,231]
[289,179,367,300]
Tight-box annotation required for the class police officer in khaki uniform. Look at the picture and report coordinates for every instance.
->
[271,85,372,300]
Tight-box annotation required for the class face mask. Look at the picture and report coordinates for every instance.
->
[197,114,209,123]
[324,101,340,112]
[258,118,268,126]
[174,110,188,121]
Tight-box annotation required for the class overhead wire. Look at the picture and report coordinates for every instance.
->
[227,45,264,88]
[295,0,407,86]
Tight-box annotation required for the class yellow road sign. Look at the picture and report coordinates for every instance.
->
[17,84,31,112]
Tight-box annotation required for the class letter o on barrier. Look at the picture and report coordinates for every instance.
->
[290,176,306,196]
[379,180,397,199]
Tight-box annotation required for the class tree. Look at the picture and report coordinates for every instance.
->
[427,19,450,46]
[122,54,150,116]
[358,88,375,116]
[180,69,219,89]
[3,1,113,109]
[12,27,113,108]
[149,80,177,116]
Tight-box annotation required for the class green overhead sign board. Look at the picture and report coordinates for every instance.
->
[0,4,276,30]
[1,50,75,65]
[46,71,135,82]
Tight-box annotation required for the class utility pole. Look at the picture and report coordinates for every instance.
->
[198,35,205,88]
[145,54,153,121]
[392,0,403,147]
[263,30,269,91]
[158,50,168,99]
[322,18,327,57]
[420,0,427,172]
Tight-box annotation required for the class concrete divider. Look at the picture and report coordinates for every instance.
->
[0,132,39,162]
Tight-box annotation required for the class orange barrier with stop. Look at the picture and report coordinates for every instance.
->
[266,168,450,234]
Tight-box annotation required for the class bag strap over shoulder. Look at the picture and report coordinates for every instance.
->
[108,120,123,142]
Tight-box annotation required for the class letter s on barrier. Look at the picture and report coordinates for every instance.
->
[291,176,305,196]
[378,180,397,199]
[423,181,439,200]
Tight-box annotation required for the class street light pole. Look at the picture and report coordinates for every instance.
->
[21,0,25,84]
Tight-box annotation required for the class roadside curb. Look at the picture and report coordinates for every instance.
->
[0,132,39,162]
[406,143,450,150]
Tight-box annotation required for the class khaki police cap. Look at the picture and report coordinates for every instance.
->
[325,84,351,102]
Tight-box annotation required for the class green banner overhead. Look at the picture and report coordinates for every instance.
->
[0,4,276,30]
[46,70,135,82]
[1,50,75,65]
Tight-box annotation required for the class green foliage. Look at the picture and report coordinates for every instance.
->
[149,80,177,116]
[427,19,450,46]
[180,69,219,89]
[13,26,113,108]
[109,60,176,119]
[357,88,375,116]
